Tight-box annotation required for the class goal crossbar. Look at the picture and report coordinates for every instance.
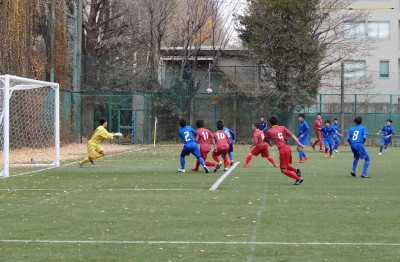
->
[0,75,60,177]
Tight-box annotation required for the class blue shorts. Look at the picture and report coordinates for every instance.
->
[298,136,308,147]
[181,143,201,158]
[350,143,369,160]
[333,136,340,143]
[324,139,333,147]
[381,137,391,146]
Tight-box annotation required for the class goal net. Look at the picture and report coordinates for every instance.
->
[0,75,60,177]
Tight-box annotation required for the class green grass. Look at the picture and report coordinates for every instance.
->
[1,145,400,261]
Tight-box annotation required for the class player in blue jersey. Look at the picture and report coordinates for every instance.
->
[297,113,310,163]
[217,120,236,166]
[177,119,209,173]
[320,120,337,158]
[377,119,395,155]
[331,118,342,153]
[347,116,371,178]
[259,116,267,134]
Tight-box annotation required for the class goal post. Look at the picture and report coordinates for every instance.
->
[0,75,60,177]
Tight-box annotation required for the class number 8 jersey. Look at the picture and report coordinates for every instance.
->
[347,125,368,144]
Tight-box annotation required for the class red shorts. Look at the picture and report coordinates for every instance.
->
[251,144,270,158]
[212,148,229,157]
[278,145,292,169]
[200,150,210,159]
[315,130,322,140]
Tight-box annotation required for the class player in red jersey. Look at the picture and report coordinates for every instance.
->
[243,122,278,168]
[264,115,304,185]
[191,120,216,171]
[311,113,323,152]
[212,122,230,172]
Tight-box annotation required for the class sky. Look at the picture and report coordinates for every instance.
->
[220,0,248,46]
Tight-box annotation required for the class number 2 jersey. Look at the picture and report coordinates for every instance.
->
[178,126,198,146]
[253,129,267,148]
[264,125,294,150]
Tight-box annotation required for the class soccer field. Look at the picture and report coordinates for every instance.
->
[1,145,400,261]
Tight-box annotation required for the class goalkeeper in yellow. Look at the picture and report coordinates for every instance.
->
[79,118,122,167]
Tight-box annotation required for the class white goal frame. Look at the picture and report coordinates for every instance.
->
[0,75,60,177]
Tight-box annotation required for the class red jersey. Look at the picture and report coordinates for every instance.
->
[313,119,322,131]
[253,129,266,146]
[264,125,294,149]
[196,127,214,152]
[213,130,230,150]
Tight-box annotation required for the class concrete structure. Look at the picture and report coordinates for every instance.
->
[320,0,400,97]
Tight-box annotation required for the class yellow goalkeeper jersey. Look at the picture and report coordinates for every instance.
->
[89,126,114,144]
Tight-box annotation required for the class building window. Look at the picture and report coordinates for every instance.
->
[367,22,390,39]
[344,60,366,78]
[344,21,366,38]
[379,61,389,78]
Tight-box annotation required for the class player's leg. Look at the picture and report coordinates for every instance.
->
[222,151,229,170]
[280,147,302,184]
[333,139,340,152]
[329,142,333,157]
[202,150,215,167]
[350,145,359,176]
[360,147,371,178]
[179,146,191,172]
[212,150,222,172]
[228,144,234,165]
[262,148,278,167]
[244,147,259,167]
[191,146,209,173]
[80,142,96,167]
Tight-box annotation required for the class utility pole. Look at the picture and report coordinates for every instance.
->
[340,62,345,140]
[72,0,83,141]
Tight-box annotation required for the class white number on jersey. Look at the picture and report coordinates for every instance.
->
[202,131,209,140]
[261,133,265,140]
[216,132,226,140]
[352,131,359,141]
[278,132,284,141]
[184,131,191,142]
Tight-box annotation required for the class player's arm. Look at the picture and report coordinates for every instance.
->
[290,133,303,148]
[230,129,235,143]
[101,128,122,139]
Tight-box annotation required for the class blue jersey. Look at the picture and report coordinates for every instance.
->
[347,125,368,144]
[381,125,395,137]
[222,127,235,144]
[259,121,267,133]
[178,126,198,145]
[298,120,310,138]
[321,126,335,142]
[331,123,340,142]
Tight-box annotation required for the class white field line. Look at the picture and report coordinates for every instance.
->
[209,162,239,191]
[1,147,148,178]
[0,188,190,192]
[0,239,400,246]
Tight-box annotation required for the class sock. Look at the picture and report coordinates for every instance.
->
[267,156,277,166]
[325,147,328,153]
[303,151,307,158]
[284,170,300,180]
[379,146,383,153]
[352,158,359,172]
[329,147,333,156]
[92,153,103,160]
[212,155,220,163]
[197,157,206,167]
[319,141,323,150]
[362,157,370,175]
[223,155,229,168]
[245,154,253,165]
[334,143,339,150]
[298,150,303,161]
[180,157,185,169]
[312,140,318,147]
[195,160,200,169]
[205,161,215,166]
[80,157,90,165]
[287,165,297,172]
[228,152,233,161]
